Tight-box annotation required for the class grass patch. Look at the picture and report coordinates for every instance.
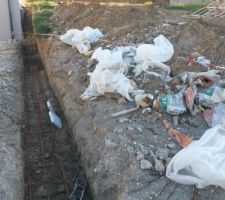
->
[32,1,58,10]
[32,1,58,34]
[167,3,205,11]
[32,11,54,33]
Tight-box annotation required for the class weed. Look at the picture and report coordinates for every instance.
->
[167,3,205,12]
[32,1,58,10]
[32,10,54,33]
[32,1,58,34]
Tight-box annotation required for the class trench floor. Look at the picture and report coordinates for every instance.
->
[22,42,91,200]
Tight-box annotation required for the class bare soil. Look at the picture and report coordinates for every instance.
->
[35,2,225,200]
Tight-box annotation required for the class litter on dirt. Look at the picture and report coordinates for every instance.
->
[163,120,193,148]
[167,124,225,189]
[60,26,104,53]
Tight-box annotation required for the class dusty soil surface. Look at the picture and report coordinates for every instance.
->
[0,42,24,200]
[35,3,225,200]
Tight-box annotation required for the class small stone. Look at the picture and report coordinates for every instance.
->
[156,148,169,160]
[119,117,129,123]
[105,139,117,148]
[142,149,149,156]
[127,146,135,154]
[154,159,165,172]
[127,126,135,131]
[167,143,176,149]
[118,97,127,105]
[136,153,144,161]
[44,153,50,159]
[68,70,73,77]
[113,127,123,134]
[144,33,150,39]
[136,126,143,133]
[141,159,152,170]
[173,116,179,126]
[165,157,172,167]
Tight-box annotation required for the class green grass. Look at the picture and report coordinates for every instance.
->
[32,1,58,10]
[32,10,54,33]
[167,3,205,11]
[32,1,58,34]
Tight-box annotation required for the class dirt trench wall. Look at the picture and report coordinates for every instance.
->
[0,42,24,200]
[36,37,131,200]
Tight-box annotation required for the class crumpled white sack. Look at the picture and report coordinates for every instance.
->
[80,67,136,101]
[166,124,225,189]
[135,60,171,79]
[134,35,174,63]
[82,26,104,43]
[91,47,123,73]
[60,26,103,53]
[91,46,136,75]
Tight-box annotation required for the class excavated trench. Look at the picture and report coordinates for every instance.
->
[21,10,92,200]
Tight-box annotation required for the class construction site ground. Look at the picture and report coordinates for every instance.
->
[34,2,225,200]
[1,2,225,200]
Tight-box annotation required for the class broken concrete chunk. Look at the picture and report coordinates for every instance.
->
[154,159,165,172]
[141,159,152,170]
[136,153,144,161]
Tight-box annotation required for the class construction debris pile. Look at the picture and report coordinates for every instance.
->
[60,23,225,190]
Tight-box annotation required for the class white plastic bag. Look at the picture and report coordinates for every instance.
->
[82,26,104,43]
[91,47,123,72]
[80,68,135,101]
[134,35,174,63]
[91,46,136,75]
[60,27,103,53]
[48,111,62,129]
[167,124,225,189]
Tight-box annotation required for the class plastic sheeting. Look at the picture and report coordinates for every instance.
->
[134,35,174,77]
[167,124,225,189]
[60,26,104,53]
[81,34,174,100]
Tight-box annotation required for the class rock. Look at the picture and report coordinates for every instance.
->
[165,157,172,167]
[136,153,144,161]
[113,127,123,134]
[105,139,117,148]
[141,159,152,170]
[154,159,165,172]
[156,148,169,160]
[167,143,176,149]
[68,70,72,77]
[44,153,50,159]
[127,126,135,131]
[173,116,179,126]
[127,146,135,154]
[142,149,149,156]
[144,33,150,39]
[136,126,143,133]
[119,117,129,123]
[118,97,127,105]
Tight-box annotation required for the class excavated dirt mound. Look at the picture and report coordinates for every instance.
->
[35,3,225,200]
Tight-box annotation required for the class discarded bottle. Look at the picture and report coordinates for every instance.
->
[153,91,186,115]
[195,86,225,108]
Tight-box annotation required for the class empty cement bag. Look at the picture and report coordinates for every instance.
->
[134,35,174,63]
[48,111,62,129]
[166,124,225,189]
